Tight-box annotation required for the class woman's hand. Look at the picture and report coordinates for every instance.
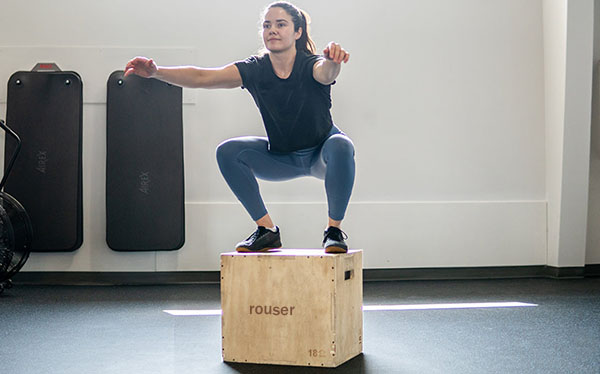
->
[323,42,350,64]
[124,57,158,78]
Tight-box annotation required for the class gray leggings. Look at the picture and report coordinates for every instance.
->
[216,126,355,221]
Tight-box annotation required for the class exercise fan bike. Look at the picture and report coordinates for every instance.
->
[0,119,33,294]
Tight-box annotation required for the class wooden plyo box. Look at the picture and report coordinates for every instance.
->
[221,249,363,368]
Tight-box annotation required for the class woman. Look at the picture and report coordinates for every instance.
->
[125,1,354,253]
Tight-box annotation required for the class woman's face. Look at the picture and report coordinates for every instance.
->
[262,7,301,53]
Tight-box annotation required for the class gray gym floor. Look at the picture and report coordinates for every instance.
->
[1,278,599,374]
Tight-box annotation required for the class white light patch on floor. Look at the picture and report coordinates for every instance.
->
[163,302,537,316]
[362,302,537,311]
[164,309,222,316]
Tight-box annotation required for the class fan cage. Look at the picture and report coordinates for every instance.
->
[0,192,32,285]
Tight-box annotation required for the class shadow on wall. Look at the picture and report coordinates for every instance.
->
[591,61,600,157]
[587,60,600,263]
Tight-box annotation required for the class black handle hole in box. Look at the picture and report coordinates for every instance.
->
[344,270,354,280]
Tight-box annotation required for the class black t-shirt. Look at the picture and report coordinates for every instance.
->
[234,51,334,153]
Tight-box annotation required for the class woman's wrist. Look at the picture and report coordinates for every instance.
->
[152,66,164,79]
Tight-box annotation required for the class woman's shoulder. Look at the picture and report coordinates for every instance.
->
[239,54,269,65]
[235,54,267,72]
[298,51,323,62]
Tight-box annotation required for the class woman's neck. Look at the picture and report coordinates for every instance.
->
[269,48,297,79]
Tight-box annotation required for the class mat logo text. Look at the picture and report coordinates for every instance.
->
[36,151,48,174]
[139,172,150,194]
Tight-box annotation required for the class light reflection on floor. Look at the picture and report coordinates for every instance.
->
[163,301,537,316]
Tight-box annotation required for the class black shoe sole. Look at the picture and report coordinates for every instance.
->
[236,242,283,253]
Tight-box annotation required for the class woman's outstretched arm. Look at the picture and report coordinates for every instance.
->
[312,42,350,85]
[124,56,242,89]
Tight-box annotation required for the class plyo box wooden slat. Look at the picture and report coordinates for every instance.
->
[221,249,363,367]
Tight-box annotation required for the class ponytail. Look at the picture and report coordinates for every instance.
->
[296,9,316,55]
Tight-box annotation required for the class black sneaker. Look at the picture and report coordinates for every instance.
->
[323,227,348,253]
[236,226,282,252]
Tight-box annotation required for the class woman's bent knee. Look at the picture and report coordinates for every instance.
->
[216,141,236,168]
[216,139,238,164]
[323,134,355,159]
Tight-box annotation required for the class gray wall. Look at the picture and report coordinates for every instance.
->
[0,0,593,272]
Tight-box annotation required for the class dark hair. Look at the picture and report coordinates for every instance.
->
[264,2,316,55]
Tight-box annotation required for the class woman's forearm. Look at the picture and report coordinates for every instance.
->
[314,60,341,85]
[153,64,242,89]
[154,66,211,88]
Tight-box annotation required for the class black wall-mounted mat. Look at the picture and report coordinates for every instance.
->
[106,71,185,251]
[5,68,83,252]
